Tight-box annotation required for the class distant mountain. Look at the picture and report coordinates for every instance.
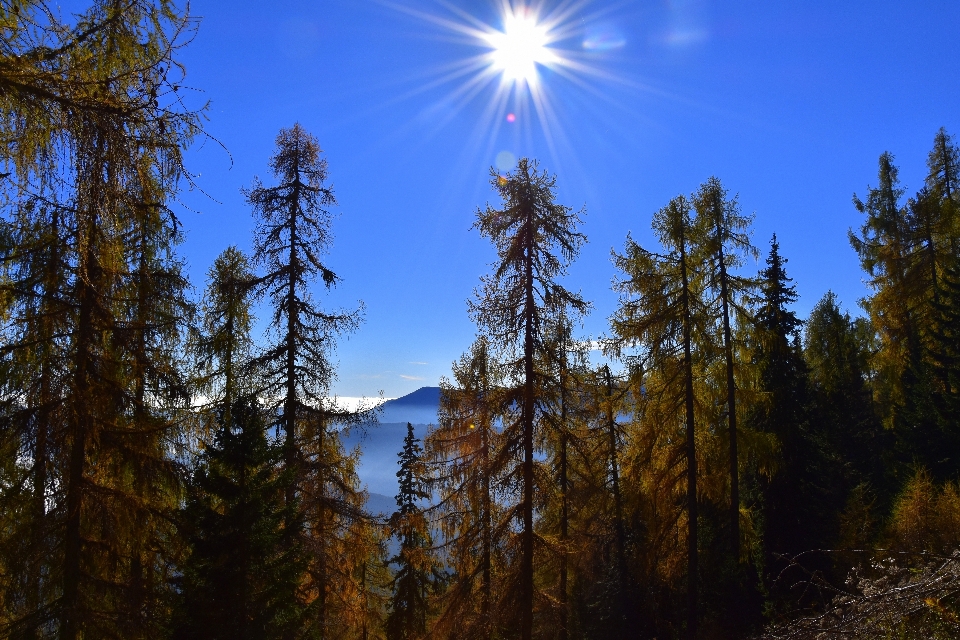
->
[343,387,440,498]
[375,386,440,425]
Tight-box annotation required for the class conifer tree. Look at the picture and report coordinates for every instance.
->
[611,195,705,640]
[245,123,364,634]
[469,158,588,640]
[245,122,360,498]
[540,315,591,640]
[386,423,434,640]
[692,177,757,561]
[804,293,890,510]
[929,263,960,468]
[748,238,828,606]
[584,363,632,637]
[925,128,960,256]
[0,2,202,636]
[0,198,71,638]
[429,337,506,639]
[192,247,256,423]
[174,398,305,640]
[849,153,923,435]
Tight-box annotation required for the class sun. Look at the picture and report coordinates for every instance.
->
[485,9,557,85]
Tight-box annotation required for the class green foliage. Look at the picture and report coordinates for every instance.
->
[386,424,434,640]
[174,399,306,640]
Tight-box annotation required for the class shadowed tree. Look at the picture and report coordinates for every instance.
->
[0,2,202,635]
[0,198,71,639]
[174,398,305,640]
[469,158,588,640]
[611,194,706,640]
[428,337,508,640]
[244,123,364,636]
[692,177,757,562]
[192,247,257,425]
[539,314,591,640]
[924,128,960,256]
[245,122,360,502]
[386,423,434,640]
[849,154,926,446]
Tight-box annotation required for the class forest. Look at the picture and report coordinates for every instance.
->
[1,1,959,639]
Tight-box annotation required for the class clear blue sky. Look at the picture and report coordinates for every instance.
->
[173,0,960,399]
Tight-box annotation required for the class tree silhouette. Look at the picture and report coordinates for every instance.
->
[175,399,305,640]
[470,158,588,640]
[386,423,434,640]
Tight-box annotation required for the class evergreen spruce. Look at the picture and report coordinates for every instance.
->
[749,237,830,612]
[175,399,305,640]
[386,423,434,640]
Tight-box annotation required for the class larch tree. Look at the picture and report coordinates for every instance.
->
[0,196,72,638]
[849,154,923,436]
[692,177,757,562]
[539,314,591,640]
[192,247,257,425]
[611,195,705,640]
[428,336,508,640]
[469,158,588,640]
[582,363,633,638]
[0,1,202,636]
[925,128,959,256]
[244,123,364,636]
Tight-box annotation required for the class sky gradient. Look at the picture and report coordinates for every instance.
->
[171,0,960,399]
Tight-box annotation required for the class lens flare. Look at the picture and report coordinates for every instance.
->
[382,0,630,179]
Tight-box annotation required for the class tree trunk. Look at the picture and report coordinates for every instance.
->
[604,365,628,636]
[284,157,300,513]
[61,216,100,640]
[559,341,569,640]
[480,350,492,639]
[521,212,535,640]
[715,231,740,560]
[679,231,698,640]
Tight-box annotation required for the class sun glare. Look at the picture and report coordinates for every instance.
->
[385,0,620,177]
[485,10,556,85]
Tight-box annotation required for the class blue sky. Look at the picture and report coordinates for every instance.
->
[172,0,960,399]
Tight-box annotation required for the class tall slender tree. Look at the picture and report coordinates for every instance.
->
[611,195,705,640]
[925,128,960,256]
[540,314,590,640]
[692,177,757,561]
[386,423,434,640]
[245,123,363,636]
[429,337,507,640]
[470,158,588,640]
[192,247,257,424]
[849,153,920,432]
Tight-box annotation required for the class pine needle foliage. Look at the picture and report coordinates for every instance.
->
[469,158,588,640]
[174,399,305,640]
[386,423,434,640]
